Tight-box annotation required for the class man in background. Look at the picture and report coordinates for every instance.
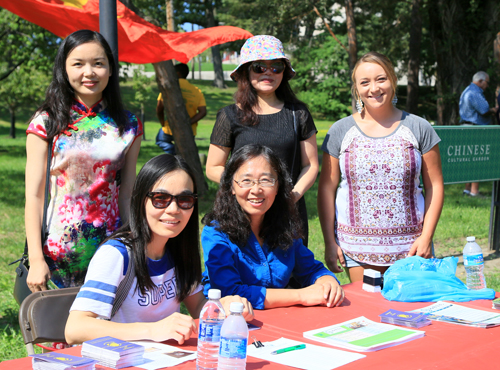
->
[156,63,207,154]
[459,71,497,196]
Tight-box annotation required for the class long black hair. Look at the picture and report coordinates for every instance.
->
[202,144,303,249]
[232,61,303,126]
[33,29,127,139]
[109,154,201,302]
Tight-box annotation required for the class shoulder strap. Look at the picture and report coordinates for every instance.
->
[110,246,135,318]
[41,139,53,244]
[23,139,53,256]
[290,104,298,179]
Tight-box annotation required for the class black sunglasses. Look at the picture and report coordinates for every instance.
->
[147,192,197,210]
[250,61,286,74]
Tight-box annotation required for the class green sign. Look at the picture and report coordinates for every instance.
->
[434,126,500,184]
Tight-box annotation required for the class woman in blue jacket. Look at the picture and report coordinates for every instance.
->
[202,144,344,310]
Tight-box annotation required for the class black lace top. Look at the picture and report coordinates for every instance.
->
[210,103,317,182]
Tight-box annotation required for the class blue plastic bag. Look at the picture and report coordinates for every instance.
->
[381,256,496,302]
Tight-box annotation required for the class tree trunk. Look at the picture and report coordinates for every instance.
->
[427,0,445,124]
[191,24,195,80]
[346,0,357,113]
[153,61,208,195]
[205,0,226,89]
[140,105,146,141]
[9,107,15,139]
[199,55,202,80]
[406,0,422,115]
[166,0,174,30]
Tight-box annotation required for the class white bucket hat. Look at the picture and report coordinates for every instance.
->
[230,35,295,81]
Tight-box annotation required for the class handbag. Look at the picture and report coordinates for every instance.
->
[10,139,53,305]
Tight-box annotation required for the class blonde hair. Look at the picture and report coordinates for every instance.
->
[351,51,398,102]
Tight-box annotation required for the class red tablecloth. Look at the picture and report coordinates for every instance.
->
[3,282,499,370]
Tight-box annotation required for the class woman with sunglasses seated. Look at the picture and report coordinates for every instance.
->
[202,145,344,310]
[205,35,318,246]
[65,154,253,345]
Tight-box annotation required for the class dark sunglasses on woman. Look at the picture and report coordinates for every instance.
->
[147,192,197,210]
[250,61,285,74]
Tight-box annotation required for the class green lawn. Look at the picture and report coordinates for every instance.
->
[0,79,498,361]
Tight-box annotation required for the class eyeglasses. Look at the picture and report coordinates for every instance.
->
[147,192,197,210]
[233,178,277,188]
[250,61,285,74]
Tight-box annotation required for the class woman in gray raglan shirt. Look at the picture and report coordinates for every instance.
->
[317,52,444,283]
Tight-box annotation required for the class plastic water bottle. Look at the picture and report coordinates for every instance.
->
[217,302,248,370]
[463,236,487,290]
[197,289,226,370]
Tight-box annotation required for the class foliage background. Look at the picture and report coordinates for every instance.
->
[0,80,499,362]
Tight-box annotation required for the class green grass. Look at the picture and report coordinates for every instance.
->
[0,79,498,361]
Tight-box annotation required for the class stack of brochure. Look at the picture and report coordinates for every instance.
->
[303,316,425,352]
[493,298,500,310]
[379,309,432,328]
[31,353,96,370]
[411,302,500,328]
[81,336,145,369]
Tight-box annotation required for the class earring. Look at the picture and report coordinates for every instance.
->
[356,98,363,113]
[392,95,398,106]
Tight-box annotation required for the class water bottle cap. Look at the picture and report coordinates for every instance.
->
[229,302,244,313]
[207,289,221,299]
[466,236,476,242]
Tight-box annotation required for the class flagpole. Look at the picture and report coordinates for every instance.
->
[99,0,118,68]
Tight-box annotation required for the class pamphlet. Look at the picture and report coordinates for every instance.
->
[492,297,500,310]
[303,316,425,352]
[31,353,96,370]
[247,337,365,370]
[82,336,145,368]
[410,301,500,328]
[379,309,432,328]
[130,341,196,370]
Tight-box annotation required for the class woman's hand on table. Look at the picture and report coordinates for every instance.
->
[299,276,345,308]
[151,312,197,344]
[220,295,254,321]
[325,243,344,273]
[408,235,433,259]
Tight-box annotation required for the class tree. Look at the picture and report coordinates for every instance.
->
[154,61,208,193]
[406,0,422,114]
[131,66,153,139]
[428,0,500,125]
[205,0,225,88]
[0,64,49,138]
[121,0,208,194]
[0,8,58,137]
[346,0,358,112]
[291,32,352,120]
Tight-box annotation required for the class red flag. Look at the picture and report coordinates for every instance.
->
[0,0,252,64]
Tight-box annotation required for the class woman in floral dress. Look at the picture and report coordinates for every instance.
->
[25,30,142,290]
[318,52,444,282]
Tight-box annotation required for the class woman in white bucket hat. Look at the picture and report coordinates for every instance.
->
[206,35,318,246]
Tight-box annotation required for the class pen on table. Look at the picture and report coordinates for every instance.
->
[270,344,306,355]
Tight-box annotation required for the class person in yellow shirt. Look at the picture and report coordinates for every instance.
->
[156,63,207,154]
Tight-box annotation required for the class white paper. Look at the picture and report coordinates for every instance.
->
[411,301,500,327]
[247,337,365,370]
[130,341,196,370]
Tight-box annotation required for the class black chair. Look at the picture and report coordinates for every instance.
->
[18,287,80,355]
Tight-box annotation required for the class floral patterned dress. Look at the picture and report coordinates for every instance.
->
[27,100,142,288]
